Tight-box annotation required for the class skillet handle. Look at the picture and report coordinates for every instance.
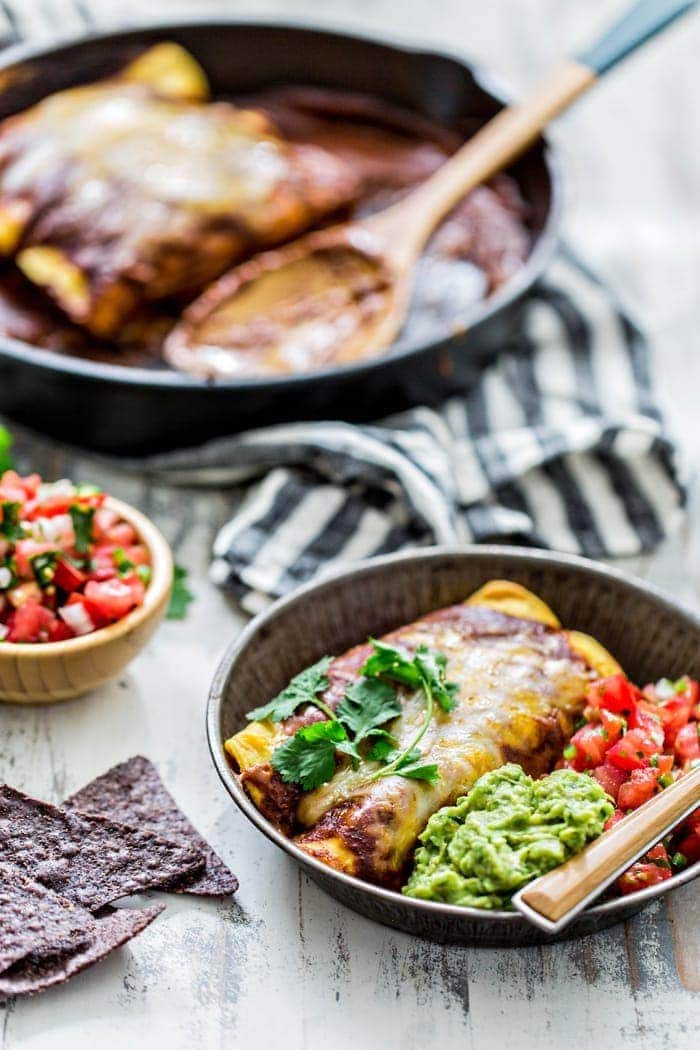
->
[578,0,696,75]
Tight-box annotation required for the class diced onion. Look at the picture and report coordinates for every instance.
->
[0,566,12,589]
[58,603,94,636]
[37,479,75,500]
[33,515,71,542]
[0,624,8,641]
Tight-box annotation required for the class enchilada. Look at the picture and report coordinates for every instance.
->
[0,43,359,337]
[225,581,620,888]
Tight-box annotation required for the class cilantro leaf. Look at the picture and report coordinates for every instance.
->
[0,501,23,540]
[336,678,400,747]
[167,563,194,620]
[69,504,94,554]
[361,639,422,687]
[247,656,332,723]
[0,426,12,474]
[271,720,348,790]
[393,761,439,784]
[414,646,459,712]
[366,740,438,784]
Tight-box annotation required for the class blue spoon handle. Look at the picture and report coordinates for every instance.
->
[578,0,696,75]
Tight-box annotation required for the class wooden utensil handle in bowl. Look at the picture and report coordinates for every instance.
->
[513,764,700,934]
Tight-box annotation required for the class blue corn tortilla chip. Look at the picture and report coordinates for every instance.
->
[0,785,205,908]
[65,756,238,897]
[0,862,95,974]
[0,903,164,999]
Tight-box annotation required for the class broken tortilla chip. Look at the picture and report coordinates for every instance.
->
[0,785,204,909]
[0,862,95,975]
[65,756,238,897]
[0,903,164,1000]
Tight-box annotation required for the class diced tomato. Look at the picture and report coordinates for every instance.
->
[599,709,626,746]
[674,722,700,764]
[14,540,56,579]
[64,592,109,631]
[53,558,87,593]
[566,724,610,771]
[587,674,641,715]
[628,706,665,750]
[604,808,627,832]
[606,728,659,771]
[93,507,120,540]
[618,767,658,811]
[83,576,144,622]
[592,762,628,802]
[87,544,119,582]
[617,861,672,895]
[24,493,73,519]
[643,680,698,747]
[654,753,674,775]
[46,618,75,642]
[122,544,150,566]
[646,843,671,865]
[6,599,57,643]
[104,522,137,547]
[675,809,700,865]
[0,471,40,503]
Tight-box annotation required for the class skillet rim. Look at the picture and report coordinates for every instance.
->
[0,15,563,391]
[206,544,700,938]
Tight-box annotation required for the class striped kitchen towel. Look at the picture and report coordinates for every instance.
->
[0,2,686,614]
[141,250,685,613]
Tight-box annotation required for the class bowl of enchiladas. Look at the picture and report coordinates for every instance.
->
[0,21,560,452]
[207,546,700,946]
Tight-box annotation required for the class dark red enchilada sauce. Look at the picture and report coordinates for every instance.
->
[0,86,531,373]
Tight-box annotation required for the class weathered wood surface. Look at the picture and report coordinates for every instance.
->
[0,2,699,1047]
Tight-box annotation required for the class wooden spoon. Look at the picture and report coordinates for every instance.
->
[513,763,700,935]
[166,0,697,377]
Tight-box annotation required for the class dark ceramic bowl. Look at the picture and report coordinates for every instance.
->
[0,19,561,453]
[207,546,700,947]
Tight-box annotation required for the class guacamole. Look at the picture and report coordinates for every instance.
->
[403,764,613,909]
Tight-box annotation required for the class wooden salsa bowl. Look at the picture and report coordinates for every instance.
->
[0,497,173,703]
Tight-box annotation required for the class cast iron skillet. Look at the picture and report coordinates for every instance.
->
[207,547,700,947]
[0,20,562,454]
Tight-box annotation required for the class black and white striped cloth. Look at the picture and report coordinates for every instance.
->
[2,3,686,614]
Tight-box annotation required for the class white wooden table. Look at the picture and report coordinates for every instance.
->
[1,2,699,1047]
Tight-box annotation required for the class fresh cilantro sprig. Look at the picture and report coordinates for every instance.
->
[252,639,457,792]
[362,640,457,783]
[271,720,348,791]
[362,639,458,714]
[335,678,401,766]
[167,564,194,620]
[247,656,333,723]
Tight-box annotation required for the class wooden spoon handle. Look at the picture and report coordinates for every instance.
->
[370,0,697,258]
[513,764,700,934]
[370,60,594,253]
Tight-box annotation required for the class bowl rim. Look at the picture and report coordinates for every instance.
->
[0,15,563,392]
[206,544,700,930]
[0,494,173,656]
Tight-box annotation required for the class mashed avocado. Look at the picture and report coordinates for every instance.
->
[403,764,613,909]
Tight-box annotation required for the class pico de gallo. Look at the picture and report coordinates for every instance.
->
[561,672,700,895]
[0,470,151,643]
